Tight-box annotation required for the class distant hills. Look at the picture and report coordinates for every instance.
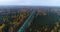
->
[0,6,60,9]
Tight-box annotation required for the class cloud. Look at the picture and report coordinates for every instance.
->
[0,0,19,5]
[0,0,60,6]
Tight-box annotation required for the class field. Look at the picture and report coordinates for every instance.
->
[25,7,60,32]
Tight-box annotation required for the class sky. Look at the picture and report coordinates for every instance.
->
[0,0,60,6]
